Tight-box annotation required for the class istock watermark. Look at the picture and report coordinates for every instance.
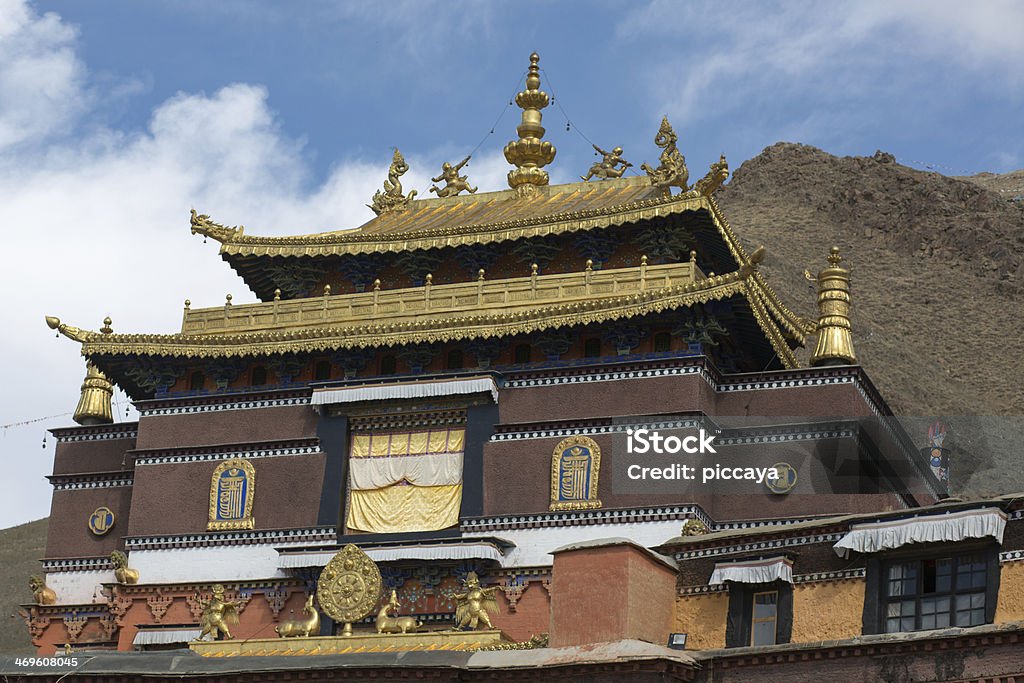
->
[626,428,717,454]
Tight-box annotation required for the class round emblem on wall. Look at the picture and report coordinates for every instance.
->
[765,463,798,495]
[88,506,116,536]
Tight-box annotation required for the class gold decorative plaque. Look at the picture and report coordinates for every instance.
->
[316,544,382,633]
[549,435,602,511]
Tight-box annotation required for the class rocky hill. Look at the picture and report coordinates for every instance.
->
[0,518,46,653]
[717,143,1024,496]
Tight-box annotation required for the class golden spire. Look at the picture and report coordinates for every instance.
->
[504,52,556,195]
[74,360,114,425]
[809,246,857,366]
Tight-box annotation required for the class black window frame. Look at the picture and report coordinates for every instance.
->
[725,580,793,648]
[862,542,1000,635]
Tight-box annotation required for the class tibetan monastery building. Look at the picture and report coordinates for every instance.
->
[22,54,1024,682]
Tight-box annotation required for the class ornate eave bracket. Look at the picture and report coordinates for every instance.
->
[190,209,244,243]
[46,316,94,344]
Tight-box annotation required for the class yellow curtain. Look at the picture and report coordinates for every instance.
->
[346,484,462,533]
[346,427,465,533]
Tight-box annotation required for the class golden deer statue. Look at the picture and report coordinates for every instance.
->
[375,590,422,634]
[275,594,319,638]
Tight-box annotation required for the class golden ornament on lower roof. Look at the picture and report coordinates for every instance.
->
[316,544,382,633]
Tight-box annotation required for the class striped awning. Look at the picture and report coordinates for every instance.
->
[279,541,505,569]
[709,557,793,585]
[133,628,201,646]
[311,376,498,405]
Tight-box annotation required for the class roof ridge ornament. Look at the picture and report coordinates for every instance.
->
[641,116,690,194]
[429,155,477,197]
[190,209,244,243]
[693,154,730,197]
[504,52,557,196]
[369,148,418,215]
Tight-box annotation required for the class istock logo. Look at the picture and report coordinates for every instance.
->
[626,428,717,454]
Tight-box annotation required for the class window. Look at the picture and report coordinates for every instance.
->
[513,343,532,364]
[653,331,671,352]
[189,371,206,392]
[725,582,792,648]
[314,360,332,381]
[583,338,601,358]
[883,554,989,633]
[446,349,464,370]
[379,354,397,375]
[751,591,779,646]
[251,366,267,386]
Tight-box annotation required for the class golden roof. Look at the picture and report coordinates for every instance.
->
[193,177,703,258]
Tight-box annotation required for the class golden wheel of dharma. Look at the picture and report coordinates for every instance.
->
[316,544,382,624]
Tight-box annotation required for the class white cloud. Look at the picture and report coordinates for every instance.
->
[619,0,1024,127]
[0,0,85,149]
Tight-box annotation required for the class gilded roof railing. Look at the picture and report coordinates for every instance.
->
[182,259,704,336]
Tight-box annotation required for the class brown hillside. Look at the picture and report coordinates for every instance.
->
[0,518,46,654]
[717,143,1024,496]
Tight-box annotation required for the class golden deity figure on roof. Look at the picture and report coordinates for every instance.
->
[369,148,418,215]
[641,116,689,192]
[430,155,478,197]
[453,571,499,630]
[195,584,242,641]
[581,143,633,181]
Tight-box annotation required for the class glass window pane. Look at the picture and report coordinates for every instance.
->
[753,592,778,618]
[752,620,776,646]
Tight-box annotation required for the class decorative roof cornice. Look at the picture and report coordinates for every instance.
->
[211,188,707,258]
[53,270,766,362]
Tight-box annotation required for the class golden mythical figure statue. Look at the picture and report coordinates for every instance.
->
[581,143,632,181]
[275,594,319,638]
[681,519,709,536]
[29,576,56,605]
[195,584,242,641]
[692,154,730,197]
[375,589,423,634]
[110,550,139,584]
[641,116,689,192]
[453,572,499,630]
[189,209,243,242]
[430,156,477,197]
[369,148,418,215]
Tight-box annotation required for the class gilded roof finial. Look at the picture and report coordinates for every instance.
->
[504,52,556,195]
[809,246,857,366]
[101,317,113,334]
[73,360,114,426]
[369,148,418,215]
[693,154,729,197]
[641,116,689,193]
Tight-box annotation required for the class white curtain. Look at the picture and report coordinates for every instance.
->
[709,557,793,585]
[833,508,1007,558]
[312,377,498,405]
[349,452,463,490]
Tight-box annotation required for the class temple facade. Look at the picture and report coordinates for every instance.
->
[21,54,1024,681]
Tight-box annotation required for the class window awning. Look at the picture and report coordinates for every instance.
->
[133,628,201,646]
[279,541,505,569]
[709,556,793,585]
[833,507,1007,558]
[311,376,498,405]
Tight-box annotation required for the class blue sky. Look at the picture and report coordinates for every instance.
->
[1,0,1022,529]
